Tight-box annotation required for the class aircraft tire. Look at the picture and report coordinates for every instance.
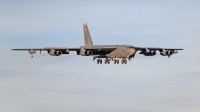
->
[99,59,102,64]
[114,59,116,64]
[121,59,124,64]
[104,59,109,64]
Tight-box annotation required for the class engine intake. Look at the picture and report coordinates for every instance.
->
[79,48,93,56]
[141,48,156,56]
[160,49,175,56]
[86,51,93,55]
[48,49,62,56]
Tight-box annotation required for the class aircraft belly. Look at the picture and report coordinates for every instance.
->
[117,52,128,58]
[106,47,128,58]
[92,51,111,55]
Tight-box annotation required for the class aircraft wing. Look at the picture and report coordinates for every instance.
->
[11,46,117,57]
[81,46,117,51]
[11,46,117,51]
[11,47,80,51]
[134,47,184,51]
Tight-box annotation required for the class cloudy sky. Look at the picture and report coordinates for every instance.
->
[0,0,200,112]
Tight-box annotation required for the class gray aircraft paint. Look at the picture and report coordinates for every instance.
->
[83,23,93,46]
[105,45,136,58]
[11,23,183,64]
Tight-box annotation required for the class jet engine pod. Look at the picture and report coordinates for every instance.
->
[166,50,173,55]
[143,48,151,56]
[144,51,156,56]
[86,50,93,56]
[55,50,62,56]
[48,49,62,56]
[79,48,86,56]
[144,52,151,56]
[79,48,93,56]
[169,50,173,55]
[160,49,167,56]
[48,49,56,56]
[80,50,93,56]
[151,51,156,56]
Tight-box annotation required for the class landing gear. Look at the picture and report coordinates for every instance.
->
[97,58,102,64]
[114,59,119,64]
[96,57,128,64]
[104,58,110,64]
[121,58,127,64]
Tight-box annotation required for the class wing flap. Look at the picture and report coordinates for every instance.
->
[82,46,117,51]
[135,47,184,51]
[11,47,80,51]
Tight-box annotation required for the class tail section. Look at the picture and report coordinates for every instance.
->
[83,23,93,46]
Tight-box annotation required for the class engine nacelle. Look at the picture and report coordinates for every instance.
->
[160,49,174,56]
[80,48,86,56]
[142,48,156,56]
[143,52,151,56]
[166,50,173,55]
[48,49,62,56]
[160,49,167,56]
[86,50,93,55]
[144,51,156,56]
[151,51,156,56]
[80,48,93,56]
[141,48,150,56]
[55,51,62,56]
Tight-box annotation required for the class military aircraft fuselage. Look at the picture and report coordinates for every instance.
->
[11,23,183,64]
[77,45,136,58]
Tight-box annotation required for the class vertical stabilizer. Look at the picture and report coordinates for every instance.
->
[83,23,93,46]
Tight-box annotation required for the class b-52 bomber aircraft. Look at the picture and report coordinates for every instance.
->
[12,23,183,64]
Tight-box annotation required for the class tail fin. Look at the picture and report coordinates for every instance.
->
[83,23,93,46]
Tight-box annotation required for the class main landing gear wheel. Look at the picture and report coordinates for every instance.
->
[104,58,110,64]
[121,58,127,64]
[97,59,102,64]
[114,59,119,64]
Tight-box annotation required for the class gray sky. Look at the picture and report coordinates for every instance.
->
[0,0,200,112]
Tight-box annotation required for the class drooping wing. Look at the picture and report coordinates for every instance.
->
[11,48,43,51]
[11,47,80,51]
[11,47,80,55]
[11,46,117,51]
[11,46,118,55]
[135,47,184,51]
[81,46,117,51]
